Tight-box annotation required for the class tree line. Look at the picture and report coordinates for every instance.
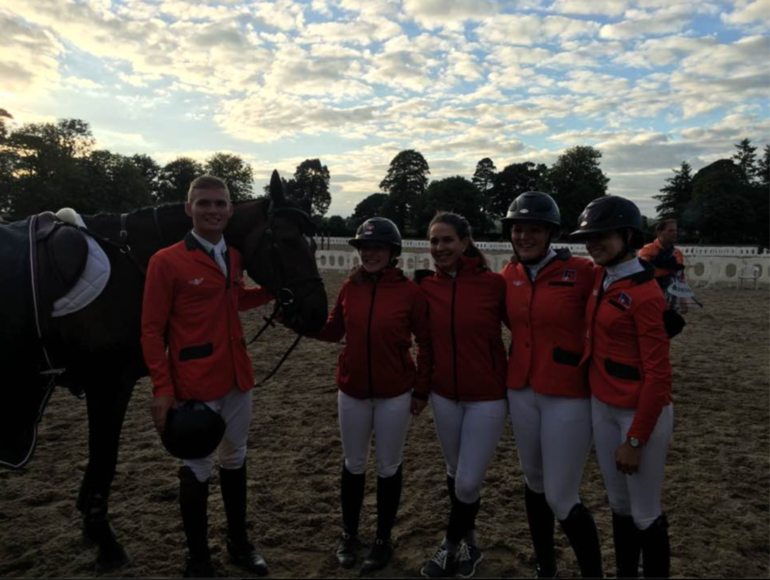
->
[0,115,332,223]
[353,146,609,240]
[1,112,766,245]
[654,139,769,246]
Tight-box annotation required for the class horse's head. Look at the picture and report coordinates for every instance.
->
[229,171,328,334]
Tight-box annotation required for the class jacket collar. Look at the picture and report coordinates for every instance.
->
[435,256,484,279]
[358,266,405,284]
[605,258,656,287]
[184,231,230,277]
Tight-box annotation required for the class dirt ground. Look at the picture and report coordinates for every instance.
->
[0,270,768,579]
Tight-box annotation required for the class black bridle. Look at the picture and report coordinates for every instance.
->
[248,202,325,386]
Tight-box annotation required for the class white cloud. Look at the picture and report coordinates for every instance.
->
[477,13,601,45]
[301,16,402,45]
[216,92,382,142]
[599,6,692,40]
[614,35,716,68]
[0,12,63,96]
[402,0,497,28]
[722,0,770,28]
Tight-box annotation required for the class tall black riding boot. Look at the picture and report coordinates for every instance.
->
[559,503,604,578]
[448,495,483,578]
[178,466,215,578]
[524,485,557,578]
[447,495,481,546]
[360,465,402,573]
[640,515,670,579]
[447,475,458,507]
[219,463,268,577]
[338,464,366,568]
[612,512,641,578]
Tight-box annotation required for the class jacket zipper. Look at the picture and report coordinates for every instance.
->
[451,276,459,401]
[488,340,496,370]
[367,278,379,398]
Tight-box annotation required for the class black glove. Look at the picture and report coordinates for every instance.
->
[663,309,686,338]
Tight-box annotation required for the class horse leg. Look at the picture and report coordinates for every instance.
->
[77,368,136,571]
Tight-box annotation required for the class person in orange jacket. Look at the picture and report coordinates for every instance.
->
[571,196,674,579]
[417,212,508,579]
[500,192,603,578]
[308,217,432,574]
[639,219,687,310]
[141,175,274,578]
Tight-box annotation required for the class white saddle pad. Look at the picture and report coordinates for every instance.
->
[52,214,111,317]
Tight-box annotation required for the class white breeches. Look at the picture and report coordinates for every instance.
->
[431,393,508,504]
[508,387,594,521]
[591,396,674,530]
[338,390,412,478]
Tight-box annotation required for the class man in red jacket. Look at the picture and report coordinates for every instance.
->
[141,175,273,578]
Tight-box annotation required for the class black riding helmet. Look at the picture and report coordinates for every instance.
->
[500,191,561,228]
[161,400,226,460]
[570,195,644,249]
[501,192,561,265]
[348,217,402,257]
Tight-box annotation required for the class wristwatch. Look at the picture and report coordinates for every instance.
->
[628,437,641,449]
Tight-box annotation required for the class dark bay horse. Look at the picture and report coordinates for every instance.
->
[0,173,328,569]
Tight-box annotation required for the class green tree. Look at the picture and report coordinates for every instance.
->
[205,152,254,201]
[472,157,496,199]
[290,159,331,216]
[545,145,609,231]
[379,149,430,233]
[732,138,758,184]
[413,176,488,237]
[315,214,351,236]
[487,161,549,220]
[82,150,153,213]
[348,193,389,229]
[130,154,162,203]
[653,161,693,220]
[757,144,770,190]
[0,114,17,214]
[2,118,95,218]
[684,159,758,244]
[156,157,204,204]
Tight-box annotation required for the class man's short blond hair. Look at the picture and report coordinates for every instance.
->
[656,218,677,233]
[187,174,230,203]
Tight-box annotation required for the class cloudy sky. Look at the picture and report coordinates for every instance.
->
[2,0,769,219]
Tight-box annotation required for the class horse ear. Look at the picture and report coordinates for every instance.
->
[270,170,285,204]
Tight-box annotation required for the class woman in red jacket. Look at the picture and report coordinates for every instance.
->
[500,192,603,578]
[571,196,674,579]
[310,217,431,575]
[417,212,508,579]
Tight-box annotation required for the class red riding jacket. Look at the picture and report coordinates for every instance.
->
[419,256,507,402]
[313,267,432,399]
[581,260,673,443]
[639,238,685,280]
[141,234,273,401]
[502,250,594,398]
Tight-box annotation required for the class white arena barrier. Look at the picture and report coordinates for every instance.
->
[314,239,769,288]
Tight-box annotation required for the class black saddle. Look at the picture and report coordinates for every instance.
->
[32,212,90,332]
[0,213,89,469]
